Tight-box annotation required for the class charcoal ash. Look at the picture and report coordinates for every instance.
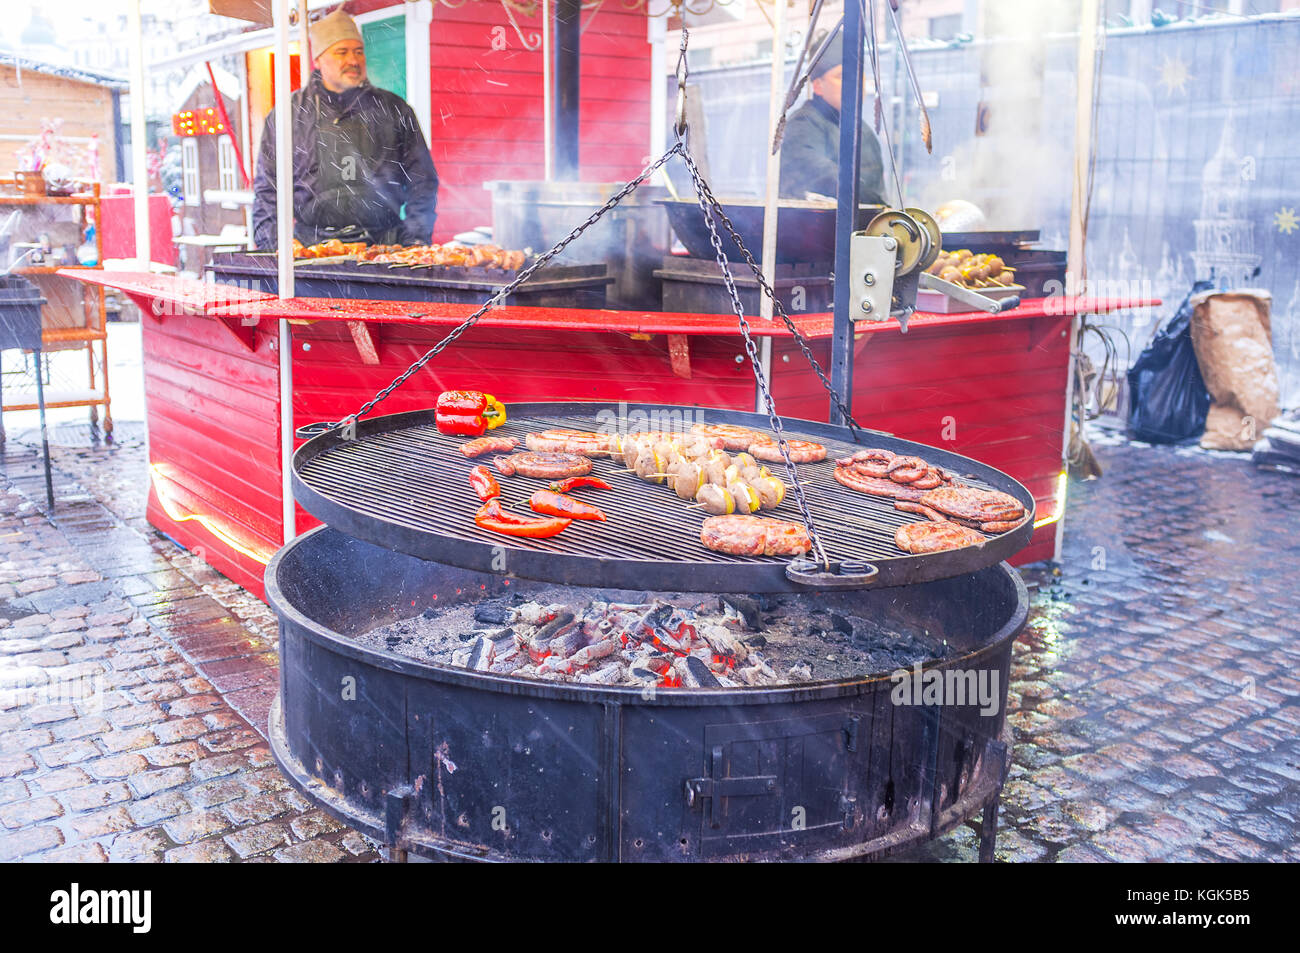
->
[353,582,945,689]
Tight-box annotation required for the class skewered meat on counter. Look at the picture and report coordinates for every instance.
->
[363,243,528,269]
[292,239,366,258]
[925,249,1020,290]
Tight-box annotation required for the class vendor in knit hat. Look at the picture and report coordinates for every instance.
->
[311,8,366,93]
[778,34,886,207]
[252,7,439,249]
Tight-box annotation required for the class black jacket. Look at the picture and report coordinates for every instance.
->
[778,96,887,206]
[252,71,438,248]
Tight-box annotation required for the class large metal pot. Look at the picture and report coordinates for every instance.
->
[486,180,669,311]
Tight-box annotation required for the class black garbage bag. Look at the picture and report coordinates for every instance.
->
[1126,280,1214,444]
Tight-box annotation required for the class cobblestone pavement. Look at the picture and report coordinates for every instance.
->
[1,424,1297,862]
[0,427,379,862]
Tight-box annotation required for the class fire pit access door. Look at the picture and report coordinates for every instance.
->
[685,712,860,856]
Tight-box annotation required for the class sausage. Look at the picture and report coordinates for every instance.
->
[460,435,519,458]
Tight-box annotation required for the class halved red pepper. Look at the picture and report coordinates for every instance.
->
[529,489,606,522]
[474,499,571,538]
[548,476,613,493]
[468,465,500,502]
[435,390,507,436]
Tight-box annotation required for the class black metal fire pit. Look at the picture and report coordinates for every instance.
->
[266,528,1027,862]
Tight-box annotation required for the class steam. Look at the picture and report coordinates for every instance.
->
[920,0,1080,230]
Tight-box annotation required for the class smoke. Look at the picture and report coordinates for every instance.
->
[920,0,1082,230]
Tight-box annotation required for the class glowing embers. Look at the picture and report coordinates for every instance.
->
[448,600,776,689]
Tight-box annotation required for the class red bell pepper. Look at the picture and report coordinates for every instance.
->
[435,390,507,436]
[468,465,500,502]
[548,476,613,493]
[474,499,571,538]
[529,489,606,522]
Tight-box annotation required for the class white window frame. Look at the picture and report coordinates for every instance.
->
[181,137,200,206]
[217,137,238,192]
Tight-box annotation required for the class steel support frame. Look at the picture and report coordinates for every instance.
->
[829,0,865,425]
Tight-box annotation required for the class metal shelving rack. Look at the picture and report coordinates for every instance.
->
[0,181,112,442]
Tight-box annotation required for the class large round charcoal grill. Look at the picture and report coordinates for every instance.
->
[267,529,1025,862]
[290,402,1036,592]
[267,402,1035,862]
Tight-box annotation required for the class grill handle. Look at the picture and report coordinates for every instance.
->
[296,421,349,440]
[785,559,880,588]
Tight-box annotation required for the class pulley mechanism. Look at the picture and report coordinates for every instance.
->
[848,207,942,333]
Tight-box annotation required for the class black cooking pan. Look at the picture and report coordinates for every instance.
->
[659,198,885,265]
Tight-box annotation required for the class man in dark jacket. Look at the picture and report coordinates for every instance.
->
[252,9,438,249]
[778,42,887,206]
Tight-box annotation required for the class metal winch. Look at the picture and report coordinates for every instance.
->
[850,207,1023,330]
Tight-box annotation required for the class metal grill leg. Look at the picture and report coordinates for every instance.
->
[978,798,1000,863]
[34,346,54,509]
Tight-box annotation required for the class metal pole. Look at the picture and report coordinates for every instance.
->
[274,0,296,543]
[757,0,788,413]
[543,0,553,180]
[554,0,581,180]
[829,0,864,426]
[1056,0,1101,561]
[127,0,150,267]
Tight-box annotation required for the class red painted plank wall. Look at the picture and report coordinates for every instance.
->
[349,0,653,242]
[770,315,1072,564]
[138,309,284,599]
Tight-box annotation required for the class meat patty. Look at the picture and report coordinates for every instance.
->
[919,486,1025,523]
[525,429,615,457]
[690,423,766,452]
[494,452,592,479]
[700,515,812,557]
[833,467,926,501]
[460,435,519,458]
[895,521,987,554]
[748,437,827,464]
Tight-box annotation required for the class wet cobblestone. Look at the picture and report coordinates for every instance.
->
[0,433,379,863]
[3,427,1298,862]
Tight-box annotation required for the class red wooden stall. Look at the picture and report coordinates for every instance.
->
[73,3,1155,600]
[66,270,1149,600]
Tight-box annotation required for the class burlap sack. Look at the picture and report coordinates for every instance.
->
[1189,290,1279,451]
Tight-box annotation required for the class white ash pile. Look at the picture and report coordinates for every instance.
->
[451,600,781,688]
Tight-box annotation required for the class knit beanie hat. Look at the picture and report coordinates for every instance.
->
[810,34,843,79]
[310,9,362,57]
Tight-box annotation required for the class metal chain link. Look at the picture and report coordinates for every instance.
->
[320,142,686,431]
[677,145,831,569]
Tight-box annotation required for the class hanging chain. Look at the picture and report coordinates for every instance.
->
[677,145,831,569]
[318,142,685,432]
[310,26,861,569]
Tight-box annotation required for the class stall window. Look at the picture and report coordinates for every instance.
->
[182,138,200,206]
[217,138,238,192]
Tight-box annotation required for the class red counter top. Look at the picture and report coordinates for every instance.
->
[62,268,1158,598]
[62,270,1157,338]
